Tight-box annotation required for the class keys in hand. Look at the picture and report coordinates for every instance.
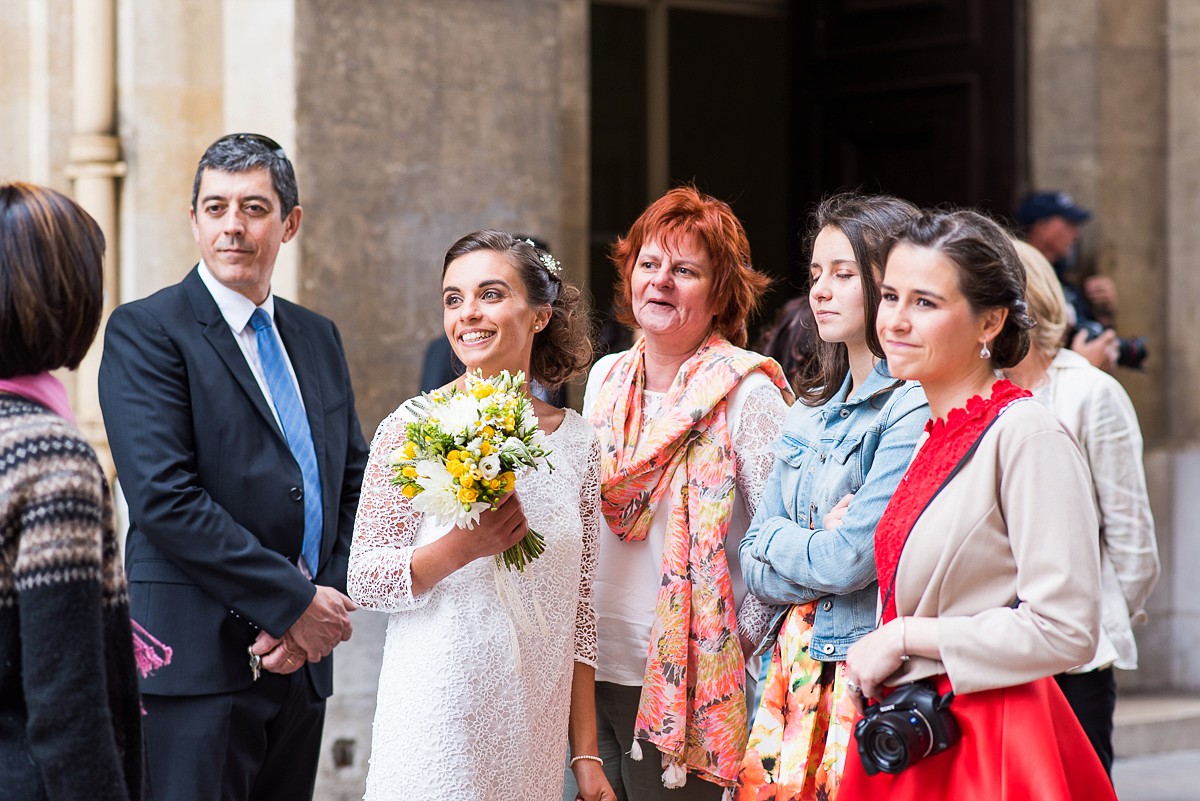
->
[248,647,262,681]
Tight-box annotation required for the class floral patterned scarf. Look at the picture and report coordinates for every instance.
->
[590,333,790,788]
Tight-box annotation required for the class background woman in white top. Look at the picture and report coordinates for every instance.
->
[564,186,792,800]
[1006,239,1160,774]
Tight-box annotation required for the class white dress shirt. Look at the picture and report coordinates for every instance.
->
[197,261,306,434]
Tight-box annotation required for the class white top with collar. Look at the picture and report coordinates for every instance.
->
[197,261,306,432]
[582,352,788,686]
[1030,348,1159,671]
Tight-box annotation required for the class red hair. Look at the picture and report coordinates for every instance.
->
[610,185,770,347]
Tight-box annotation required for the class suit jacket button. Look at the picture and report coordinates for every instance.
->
[289,487,304,501]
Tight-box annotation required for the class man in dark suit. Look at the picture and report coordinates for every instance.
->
[99,133,369,801]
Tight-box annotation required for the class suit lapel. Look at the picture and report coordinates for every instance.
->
[182,269,285,439]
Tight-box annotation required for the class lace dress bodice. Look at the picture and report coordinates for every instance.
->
[349,402,600,800]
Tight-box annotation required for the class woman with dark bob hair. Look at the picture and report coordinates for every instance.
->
[0,182,143,800]
[349,231,614,800]
[838,210,1115,799]
[735,193,928,800]
[567,186,792,799]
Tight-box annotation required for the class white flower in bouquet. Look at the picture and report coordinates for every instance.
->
[411,459,488,525]
[434,391,482,439]
[390,369,554,571]
[478,454,502,480]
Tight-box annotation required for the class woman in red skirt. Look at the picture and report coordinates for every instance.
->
[839,209,1117,800]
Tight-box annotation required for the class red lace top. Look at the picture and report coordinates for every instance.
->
[874,379,1031,623]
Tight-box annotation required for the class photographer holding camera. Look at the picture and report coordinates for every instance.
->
[837,210,1115,800]
[1016,190,1148,372]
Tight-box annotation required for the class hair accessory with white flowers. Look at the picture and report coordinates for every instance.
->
[538,252,561,276]
[519,237,562,276]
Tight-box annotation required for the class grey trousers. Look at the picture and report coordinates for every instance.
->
[562,681,726,801]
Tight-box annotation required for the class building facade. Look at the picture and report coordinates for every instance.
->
[2,1,1197,796]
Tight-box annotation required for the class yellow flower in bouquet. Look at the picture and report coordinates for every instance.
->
[390,370,552,571]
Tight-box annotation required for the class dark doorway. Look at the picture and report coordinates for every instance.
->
[589,0,1025,345]
[792,0,1026,246]
[589,1,791,354]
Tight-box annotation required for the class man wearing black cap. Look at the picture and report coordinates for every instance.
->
[1016,191,1120,372]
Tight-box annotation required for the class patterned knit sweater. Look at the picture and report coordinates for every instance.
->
[0,395,142,800]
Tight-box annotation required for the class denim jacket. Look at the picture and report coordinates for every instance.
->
[739,361,928,660]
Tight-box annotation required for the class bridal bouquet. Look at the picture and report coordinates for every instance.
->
[390,370,552,571]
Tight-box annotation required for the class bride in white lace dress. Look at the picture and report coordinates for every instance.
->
[348,231,615,801]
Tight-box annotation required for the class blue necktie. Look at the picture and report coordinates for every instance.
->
[250,308,323,578]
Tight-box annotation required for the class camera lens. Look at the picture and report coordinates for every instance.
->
[1117,336,1148,370]
[855,681,960,775]
[863,715,932,773]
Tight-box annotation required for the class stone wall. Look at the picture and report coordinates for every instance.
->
[1163,0,1200,690]
[296,0,589,435]
[1,4,1197,798]
[1030,0,1200,693]
[293,1,588,794]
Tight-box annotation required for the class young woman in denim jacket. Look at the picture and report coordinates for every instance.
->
[734,193,929,801]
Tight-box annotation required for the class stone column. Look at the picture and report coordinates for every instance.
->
[295,2,589,794]
[1029,0,1176,692]
[67,0,125,475]
[1028,0,1167,436]
[1163,0,1200,691]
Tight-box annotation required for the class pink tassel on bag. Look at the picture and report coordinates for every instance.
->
[131,618,173,678]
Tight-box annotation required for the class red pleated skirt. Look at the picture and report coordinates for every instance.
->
[839,674,1116,801]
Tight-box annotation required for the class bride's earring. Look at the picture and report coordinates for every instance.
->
[980,340,992,359]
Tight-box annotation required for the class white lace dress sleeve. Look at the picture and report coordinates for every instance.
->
[347,403,431,613]
[733,381,790,643]
[573,434,601,666]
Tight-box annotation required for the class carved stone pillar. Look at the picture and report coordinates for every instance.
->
[66,0,124,475]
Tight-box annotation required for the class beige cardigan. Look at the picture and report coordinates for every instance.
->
[1033,349,1159,671]
[889,398,1101,695]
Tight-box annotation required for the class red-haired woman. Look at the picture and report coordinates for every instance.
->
[563,186,793,800]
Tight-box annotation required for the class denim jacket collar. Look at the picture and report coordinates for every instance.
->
[828,360,899,409]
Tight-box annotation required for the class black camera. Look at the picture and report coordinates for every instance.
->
[1077,319,1148,370]
[854,680,960,775]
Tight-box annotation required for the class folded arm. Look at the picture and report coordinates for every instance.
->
[741,394,928,604]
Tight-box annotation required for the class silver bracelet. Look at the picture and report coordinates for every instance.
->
[570,754,605,768]
[899,615,911,662]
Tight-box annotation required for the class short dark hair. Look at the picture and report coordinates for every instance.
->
[610,185,770,348]
[881,209,1035,369]
[442,230,594,389]
[191,133,299,218]
[796,192,918,405]
[755,296,818,394]
[0,182,105,377]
